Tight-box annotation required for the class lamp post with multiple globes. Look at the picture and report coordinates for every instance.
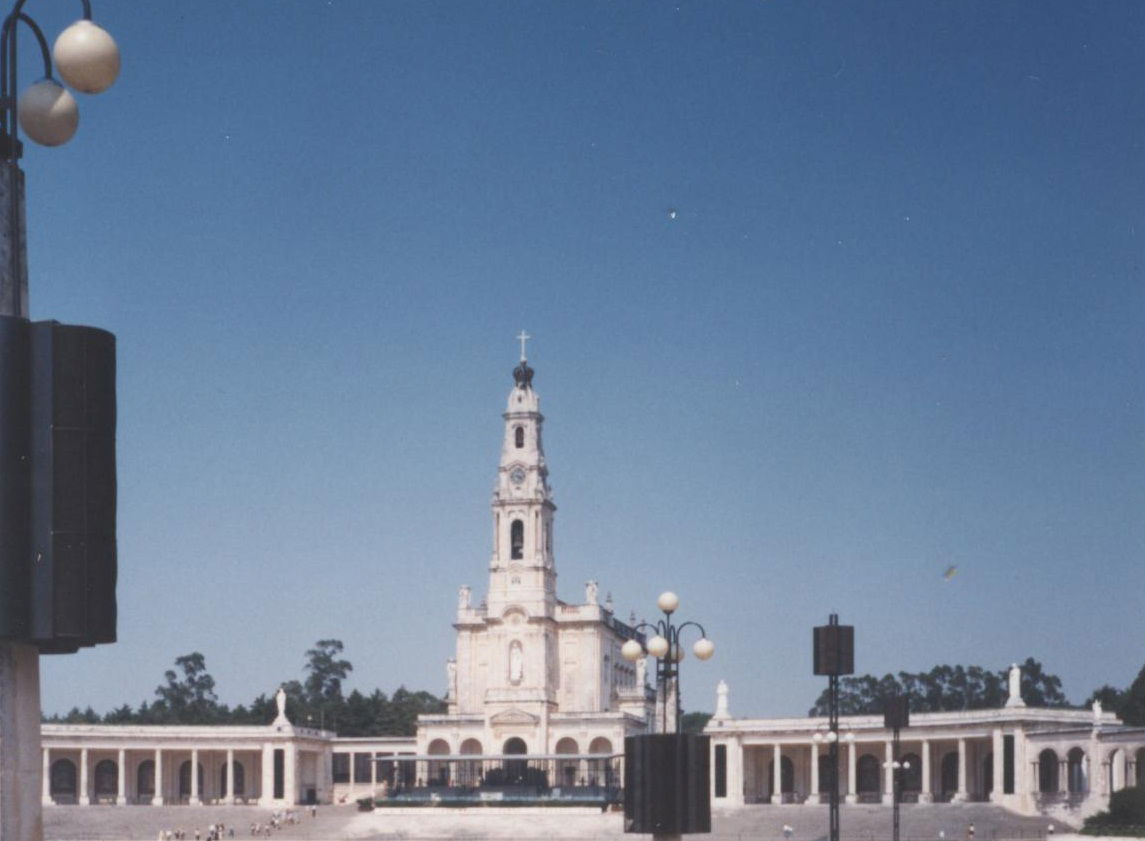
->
[812,725,855,812]
[621,591,714,735]
[0,4,118,840]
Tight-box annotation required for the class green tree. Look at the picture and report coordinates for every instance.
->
[1016,657,1069,708]
[103,704,135,724]
[1085,685,1124,710]
[1118,664,1145,726]
[154,652,219,723]
[681,712,712,734]
[304,640,353,706]
[809,659,1067,716]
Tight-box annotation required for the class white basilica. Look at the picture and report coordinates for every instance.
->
[37,346,1145,824]
[414,352,654,766]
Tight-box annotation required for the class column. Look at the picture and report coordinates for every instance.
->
[225,748,235,804]
[78,747,90,805]
[41,747,51,805]
[152,749,164,806]
[284,746,297,805]
[1013,729,1028,806]
[260,744,274,805]
[883,741,894,803]
[809,741,819,803]
[349,749,356,797]
[919,740,933,803]
[1058,759,1067,794]
[991,728,1004,802]
[954,738,967,802]
[727,739,745,806]
[771,744,782,804]
[116,748,126,805]
[189,748,200,805]
[845,741,857,804]
[371,751,378,792]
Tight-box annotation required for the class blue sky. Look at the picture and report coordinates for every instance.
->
[30,0,1145,718]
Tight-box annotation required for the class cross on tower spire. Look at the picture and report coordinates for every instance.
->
[517,330,531,362]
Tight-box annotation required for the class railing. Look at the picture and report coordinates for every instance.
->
[367,754,624,805]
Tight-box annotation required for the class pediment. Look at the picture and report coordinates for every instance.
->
[489,708,539,726]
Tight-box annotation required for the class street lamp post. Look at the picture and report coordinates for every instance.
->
[621,591,714,735]
[883,696,910,841]
[0,4,118,840]
[621,592,714,841]
[813,614,855,841]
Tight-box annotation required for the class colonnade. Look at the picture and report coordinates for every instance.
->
[716,730,1010,806]
[40,744,309,806]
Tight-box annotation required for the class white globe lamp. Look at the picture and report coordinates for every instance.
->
[620,639,644,662]
[692,638,715,660]
[53,20,120,94]
[18,80,78,146]
[657,591,679,613]
[646,635,669,658]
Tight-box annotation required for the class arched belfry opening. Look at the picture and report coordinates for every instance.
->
[510,520,524,560]
[515,426,524,448]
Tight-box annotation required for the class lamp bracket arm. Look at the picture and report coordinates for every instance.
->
[674,620,707,639]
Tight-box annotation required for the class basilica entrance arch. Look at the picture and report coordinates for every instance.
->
[555,737,579,786]
[427,739,450,786]
[503,737,528,784]
[458,739,482,786]
[588,737,613,786]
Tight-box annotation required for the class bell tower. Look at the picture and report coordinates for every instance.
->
[487,332,557,617]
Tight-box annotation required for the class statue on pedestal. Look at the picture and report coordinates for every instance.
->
[1005,663,1026,708]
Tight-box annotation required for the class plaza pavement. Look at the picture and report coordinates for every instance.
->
[44,802,1073,841]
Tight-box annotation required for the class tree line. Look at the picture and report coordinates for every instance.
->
[44,646,1145,733]
[807,656,1145,726]
[43,639,446,736]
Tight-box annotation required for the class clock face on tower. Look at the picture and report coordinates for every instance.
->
[509,466,526,486]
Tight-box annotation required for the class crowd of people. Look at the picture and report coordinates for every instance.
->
[153,806,319,841]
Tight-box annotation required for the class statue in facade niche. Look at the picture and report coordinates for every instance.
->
[585,579,598,605]
[509,641,523,685]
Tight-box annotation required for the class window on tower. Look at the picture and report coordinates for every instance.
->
[515,426,524,448]
[510,520,524,560]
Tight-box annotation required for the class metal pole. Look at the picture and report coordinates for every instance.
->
[829,671,839,841]
[828,613,840,841]
[0,88,39,840]
[892,725,901,841]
